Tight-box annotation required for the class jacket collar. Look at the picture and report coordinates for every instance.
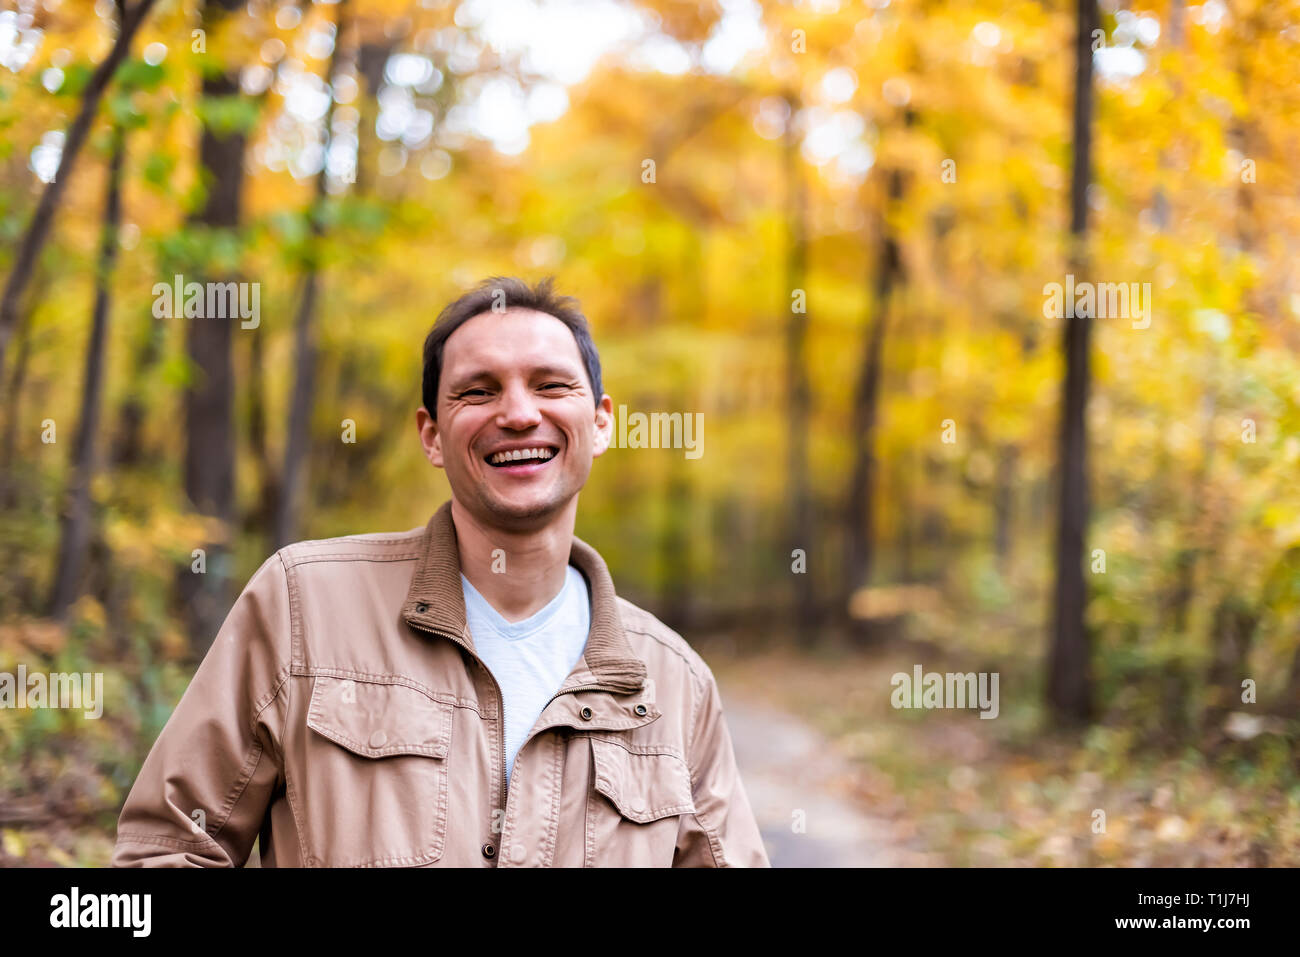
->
[400,500,648,695]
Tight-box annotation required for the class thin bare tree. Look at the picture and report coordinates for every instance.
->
[176,0,252,658]
[275,0,351,550]
[49,124,127,619]
[1047,0,1098,725]
[0,0,158,372]
[783,89,817,640]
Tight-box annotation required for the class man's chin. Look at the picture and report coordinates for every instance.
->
[473,489,574,530]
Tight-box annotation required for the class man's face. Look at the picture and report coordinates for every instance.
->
[417,308,613,530]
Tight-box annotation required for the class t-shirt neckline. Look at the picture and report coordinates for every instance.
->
[461,565,586,641]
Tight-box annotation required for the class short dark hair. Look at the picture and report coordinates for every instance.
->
[421,275,603,417]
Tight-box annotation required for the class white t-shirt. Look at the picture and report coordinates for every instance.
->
[461,565,591,786]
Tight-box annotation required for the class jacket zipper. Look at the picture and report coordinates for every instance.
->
[407,621,510,849]
[543,684,608,708]
[407,622,636,859]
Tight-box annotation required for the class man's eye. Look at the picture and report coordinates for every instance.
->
[541,383,569,390]
[458,389,490,398]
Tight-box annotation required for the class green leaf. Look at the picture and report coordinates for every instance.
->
[159,354,194,389]
[115,59,165,91]
[195,94,261,136]
[143,151,176,190]
[58,63,93,98]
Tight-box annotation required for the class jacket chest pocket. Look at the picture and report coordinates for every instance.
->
[585,736,696,867]
[302,675,453,867]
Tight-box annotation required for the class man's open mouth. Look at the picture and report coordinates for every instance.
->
[485,446,558,468]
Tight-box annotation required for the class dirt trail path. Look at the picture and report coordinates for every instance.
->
[720,687,918,867]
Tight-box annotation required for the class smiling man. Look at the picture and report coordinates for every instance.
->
[113,275,770,868]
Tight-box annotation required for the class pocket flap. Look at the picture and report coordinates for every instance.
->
[307,676,451,759]
[589,737,696,823]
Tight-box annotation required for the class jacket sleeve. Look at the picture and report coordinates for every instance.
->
[112,553,293,867]
[673,663,771,867]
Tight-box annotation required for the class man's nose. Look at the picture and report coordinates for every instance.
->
[495,382,543,430]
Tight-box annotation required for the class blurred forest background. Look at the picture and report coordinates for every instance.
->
[1,0,1298,866]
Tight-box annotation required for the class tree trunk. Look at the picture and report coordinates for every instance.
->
[110,304,165,468]
[176,0,249,659]
[274,0,350,550]
[0,0,157,372]
[354,37,397,195]
[1047,0,1097,725]
[1203,596,1258,722]
[0,270,49,510]
[993,444,1018,569]
[245,319,279,550]
[659,456,693,632]
[782,90,817,642]
[844,167,904,623]
[49,126,126,619]
[0,328,32,508]
[1281,639,1300,718]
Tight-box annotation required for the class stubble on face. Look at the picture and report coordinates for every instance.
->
[432,308,605,534]
[461,464,575,531]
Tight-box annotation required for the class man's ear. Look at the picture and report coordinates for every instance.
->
[592,394,614,458]
[416,407,445,468]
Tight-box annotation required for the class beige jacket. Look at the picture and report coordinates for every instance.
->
[112,501,770,867]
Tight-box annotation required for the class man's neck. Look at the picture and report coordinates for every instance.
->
[450,497,578,623]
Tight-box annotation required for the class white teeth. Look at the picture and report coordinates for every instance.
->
[489,447,556,465]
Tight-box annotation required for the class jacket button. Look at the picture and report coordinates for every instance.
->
[415,602,428,614]
[368,730,388,749]
[482,843,496,859]
[579,707,593,720]
[510,843,526,863]
[634,704,648,716]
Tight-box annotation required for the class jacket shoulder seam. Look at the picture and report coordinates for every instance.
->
[621,627,708,685]
[624,625,711,764]
[278,530,423,549]
[250,664,291,732]
[279,550,422,570]
[278,549,305,679]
